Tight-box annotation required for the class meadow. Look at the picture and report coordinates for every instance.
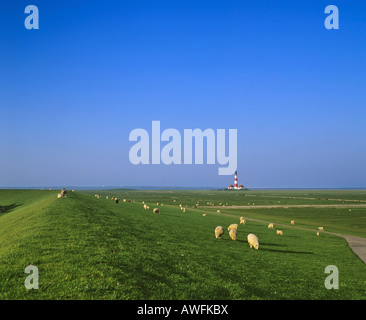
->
[0,188,366,300]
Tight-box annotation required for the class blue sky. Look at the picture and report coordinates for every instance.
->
[1,0,365,188]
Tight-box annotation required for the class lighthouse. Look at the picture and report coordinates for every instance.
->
[228,170,245,190]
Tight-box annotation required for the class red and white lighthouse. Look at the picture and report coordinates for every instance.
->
[228,170,245,190]
[234,170,238,189]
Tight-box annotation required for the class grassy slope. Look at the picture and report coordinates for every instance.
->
[0,189,366,300]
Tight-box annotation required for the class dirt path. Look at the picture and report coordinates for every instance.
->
[202,204,366,209]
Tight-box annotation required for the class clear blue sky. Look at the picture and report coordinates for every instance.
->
[1,0,365,188]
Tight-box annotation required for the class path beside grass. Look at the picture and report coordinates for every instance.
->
[203,204,366,209]
[204,210,366,265]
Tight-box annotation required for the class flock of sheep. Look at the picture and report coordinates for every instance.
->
[57,188,74,198]
[214,216,325,250]
[214,219,260,250]
[61,191,326,244]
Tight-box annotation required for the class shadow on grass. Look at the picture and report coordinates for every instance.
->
[260,242,286,247]
[260,247,313,255]
[0,203,22,215]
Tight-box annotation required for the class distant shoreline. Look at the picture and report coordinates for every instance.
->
[1,186,366,191]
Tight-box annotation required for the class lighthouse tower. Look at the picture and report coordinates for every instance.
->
[234,170,238,189]
[228,170,245,190]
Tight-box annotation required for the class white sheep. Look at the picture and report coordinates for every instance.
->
[268,223,274,229]
[228,224,238,231]
[143,204,148,209]
[276,230,283,236]
[247,233,259,250]
[318,227,324,231]
[240,217,246,224]
[291,220,295,225]
[57,193,65,199]
[229,229,237,241]
[202,214,207,217]
[215,226,224,239]
[153,208,160,214]
[317,232,320,237]
[217,210,221,213]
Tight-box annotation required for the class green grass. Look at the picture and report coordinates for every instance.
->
[0,189,366,299]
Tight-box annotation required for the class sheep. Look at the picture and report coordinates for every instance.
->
[202,214,207,217]
[215,226,224,239]
[143,204,148,209]
[268,223,274,229]
[228,224,238,231]
[247,233,259,250]
[61,188,67,194]
[291,220,295,225]
[317,232,320,237]
[123,199,127,202]
[276,230,283,236]
[182,208,186,213]
[153,208,160,214]
[229,229,237,241]
[115,198,119,204]
[71,190,75,192]
[217,210,221,213]
[240,217,246,224]
[57,193,65,199]
[318,227,324,231]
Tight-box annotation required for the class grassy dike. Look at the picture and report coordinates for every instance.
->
[0,189,366,299]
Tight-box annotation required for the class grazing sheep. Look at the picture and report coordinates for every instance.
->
[318,227,324,231]
[291,220,295,225]
[153,208,160,214]
[71,190,75,192]
[229,229,237,241]
[182,208,186,213]
[240,217,246,224]
[57,193,65,199]
[247,233,259,250]
[276,230,283,236]
[217,210,221,213]
[202,214,207,217]
[228,224,238,231]
[215,226,224,239]
[123,199,127,202]
[268,223,274,229]
[143,204,148,209]
[317,232,320,237]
